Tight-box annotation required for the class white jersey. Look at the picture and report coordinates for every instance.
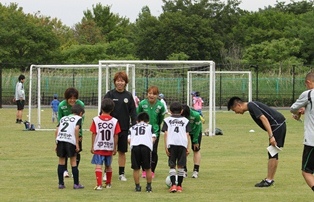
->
[162,116,190,148]
[128,122,156,151]
[92,116,118,151]
[56,115,82,146]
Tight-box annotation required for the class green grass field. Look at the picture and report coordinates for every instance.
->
[0,108,312,201]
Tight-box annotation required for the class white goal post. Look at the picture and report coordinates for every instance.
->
[187,70,252,135]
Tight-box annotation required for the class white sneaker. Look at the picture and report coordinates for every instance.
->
[103,173,107,182]
[94,185,103,190]
[192,171,198,178]
[119,174,127,181]
[105,184,112,188]
[63,170,69,178]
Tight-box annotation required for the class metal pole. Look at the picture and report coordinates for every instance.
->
[292,65,296,103]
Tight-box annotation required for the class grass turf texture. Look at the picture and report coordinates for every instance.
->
[0,108,312,201]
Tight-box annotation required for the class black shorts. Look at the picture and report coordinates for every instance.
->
[117,130,128,153]
[131,145,152,170]
[56,141,77,158]
[190,132,202,151]
[273,122,286,147]
[168,145,187,168]
[302,145,314,174]
[16,100,25,110]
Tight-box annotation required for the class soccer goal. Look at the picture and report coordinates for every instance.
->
[187,70,252,135]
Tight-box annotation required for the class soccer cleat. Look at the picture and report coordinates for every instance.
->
[94,185,103,190]
[63,170,69,178]
[176,186,183,192]
[192,171,198,178]
[135,186,141,192]
[103,174,107,182]
[105,184,112,188]
[142,171,146,178]
[58,184,66,189]
[254,179,274,187]
[73,184,84,189]
[146,186,152,193]
[169,185,177,193]
[119,174,127,181]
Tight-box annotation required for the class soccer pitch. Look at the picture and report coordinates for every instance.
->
[0,108,311,201]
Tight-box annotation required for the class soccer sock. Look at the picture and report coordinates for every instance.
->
[135,183,140,188]
[72,166,79,185]
[119,167,124,175]
[95,168,102,186]
[193,165,200,172]
[311,186,314,191]
[146,182,152,188]
[57,164,66,185]
[106,170,112,184]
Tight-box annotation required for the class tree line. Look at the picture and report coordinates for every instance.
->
[0,0,314,74]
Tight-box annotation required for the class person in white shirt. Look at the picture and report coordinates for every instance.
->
[14,74,25,123]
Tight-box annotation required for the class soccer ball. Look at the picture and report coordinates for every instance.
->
[165,175,178,188]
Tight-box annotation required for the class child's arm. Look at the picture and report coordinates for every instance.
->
[186,132,191,155]
[75,125,80,152]
[91,133,96,154]
[164,131,169,156]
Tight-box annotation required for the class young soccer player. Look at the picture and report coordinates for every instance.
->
[162,102,191,193]
[55,104,85,189]
[227,96,286,187]
[51,94,60,123]
[90,98,121,190]
[14,74,26,124]
[192,92,204,116]
[104,71,137,181]
[58,87,85,177]
[137,86,166,178]
[181,104,202,178]
[290,71,314,192]
[128,112,156,192]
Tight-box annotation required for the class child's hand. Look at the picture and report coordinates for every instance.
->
[165,148,170,156]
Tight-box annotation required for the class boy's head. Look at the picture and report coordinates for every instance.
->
[137,112,150,123]
[53,94,58,99]
[170,102,183,115]
[18,74,25,82]
[305,71,314,89]
[181,104,190,118]
[195,92,200,97]
[101,98,115,114]
[71,104,85,116]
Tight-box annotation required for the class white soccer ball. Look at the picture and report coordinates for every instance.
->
[165,175,178,188]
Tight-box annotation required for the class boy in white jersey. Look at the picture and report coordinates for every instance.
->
[162,102,191,193]
[128,112,156,192]
[55,104,85,189]
[90,98,121,190]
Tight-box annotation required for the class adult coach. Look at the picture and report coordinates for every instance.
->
[290,71,314,192]
[227,96,286,187]
[104,71,137,181]
[14,74,26,124]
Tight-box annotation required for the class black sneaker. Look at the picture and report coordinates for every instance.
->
[146,186,152,193]
[255,179,274,187]
[135,186,141,192]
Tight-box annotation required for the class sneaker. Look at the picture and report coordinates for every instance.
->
[135,186,141,192]
[177,186,183,192]
[105,184,112,188]
[73,184,84,189]
[94,185,103,190]
[254,179,274,187]
[152,172,155,179]
[63,171,69,178]
[103,174,107,182]
[142,171,146,178]
[119,174,127,181]
[146,186,152,193]
[192,171,198,178]
[58,184,66,189]
[169,185,177,193]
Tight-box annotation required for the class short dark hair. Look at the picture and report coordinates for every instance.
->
[137,112,150,122]
[71,104,85,115]
[64,87,79,99]
[101,98,115,113]
[181,104,190,118]
[18,74,25,81]
[227,96,243,111]
[170,102,182,114]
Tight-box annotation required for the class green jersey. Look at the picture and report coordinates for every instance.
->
[189,108,202,144]
[58,99,85,136]
[137,99,166,137]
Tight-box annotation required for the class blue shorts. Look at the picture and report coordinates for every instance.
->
[91,154,112,166]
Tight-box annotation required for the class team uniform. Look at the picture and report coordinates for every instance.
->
[128,122,156,170]
[15,80,25,111]
[90,114,121,188]
[104,89,137,153]
[137,99,165,172]
[188,109,202,151]
[291,89,314,173]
